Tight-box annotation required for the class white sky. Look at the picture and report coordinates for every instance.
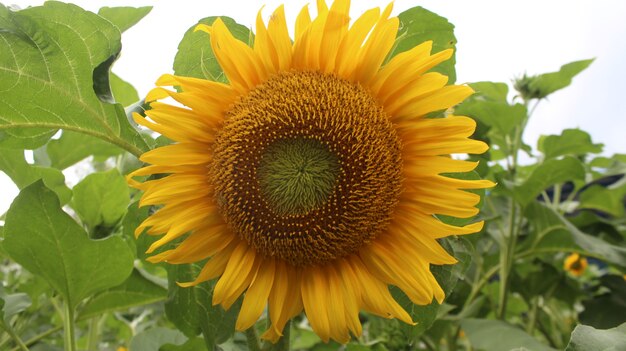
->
[1,0,625,215]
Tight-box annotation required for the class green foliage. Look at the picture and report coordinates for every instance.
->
[514,157,586,206]
[461,319,557,351]
[538,129,603,160]
[514,59,594,100]
[0,147,72,204]
[565,323,626,351]
[165,263,240,346]
[41,130,124,170]
[578,275,626,329]
[72,169,129,233]
[97,6,152,33]
[130,327,188,351]
[3,181,134,308]
[394,6,457,83]
[78,269,167,320]
[0,2,150,156]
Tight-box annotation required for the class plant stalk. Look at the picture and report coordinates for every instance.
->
[246,327,262,351]
[10,326,63,351]
[5,326,30,351]
[63,303,77,351]
[86,316,101,351]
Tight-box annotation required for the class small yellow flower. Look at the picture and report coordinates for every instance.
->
[564,253,588,276]
[129,0,492,343]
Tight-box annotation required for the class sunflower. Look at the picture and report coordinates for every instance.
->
[129,0,492,343]
[564,253,588,277]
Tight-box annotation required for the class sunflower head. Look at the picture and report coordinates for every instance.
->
[564,253,588,276]
[130,0,493,344]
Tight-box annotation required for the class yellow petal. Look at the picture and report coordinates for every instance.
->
[301,267,331,342]
[213,241,260,309]
[236,258,276,330]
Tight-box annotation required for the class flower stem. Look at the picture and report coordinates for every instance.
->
[497,98,541,319]
[264,320,291,351]
[5,326,30,351]
[86,316,101,351]
[246,327,262,351]
[10,325,62,351]
[63,303,77,351]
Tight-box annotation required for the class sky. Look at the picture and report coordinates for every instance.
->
[1,0,625,215]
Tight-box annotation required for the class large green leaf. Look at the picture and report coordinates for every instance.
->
[515,157,586,206]
[3,181,134,308]
[97,6,152,33]
[129,327,188,351]
[523,202,626,268]
[0,2,149,156]
[394,6,456,83]
[579,275,626,330]
[0,128,57,149]
[515,59,594,100]
[173,16,252,80]
[469,81,509,102]
[165,263,241,346]
[0,147,71,204]
[456,100,527,137]
[110,72,140,107]
[577,184,626,218]
[565,323,626,351]
[72,169,129,232]
[461,318,556,351]
[78,269,166,320]
[538,129,603,160]
[0,288,31,325]
[44,130,124,170]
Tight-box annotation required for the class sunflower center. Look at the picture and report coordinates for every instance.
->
[212,70,403,266]
[258,138,339,216]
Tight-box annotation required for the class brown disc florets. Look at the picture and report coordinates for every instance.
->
[211,70,403,266]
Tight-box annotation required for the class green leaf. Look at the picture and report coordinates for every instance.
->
[578,184,625,218]
[390,285,439,343]
[461,318,556,351]
[565,323,626,351]
[515,59,594,100]
[0,2,149,156]
[78,269,167,320]
[173,16,253,80]
[469,81,509,102]
[0,128,57,149]
[579,275,626,330]
[110,72,140,107]
[0,147,72,204]
[515,156,586,206]
[97,6,152,33]
[456,100,527,136]
[45,130,124,170]
[539,129,603,160]
[72,169,129,231]
[394,6,457,83]
[165,263,241,345]
[0,290,31,325]
[160,337,208,351]
[129,327,187,351]
[3,181,134,308]
[524,202,626,268]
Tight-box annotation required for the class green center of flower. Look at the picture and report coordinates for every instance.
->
[258,137,339,216]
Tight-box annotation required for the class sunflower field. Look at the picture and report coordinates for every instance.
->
[0,1,625,351]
